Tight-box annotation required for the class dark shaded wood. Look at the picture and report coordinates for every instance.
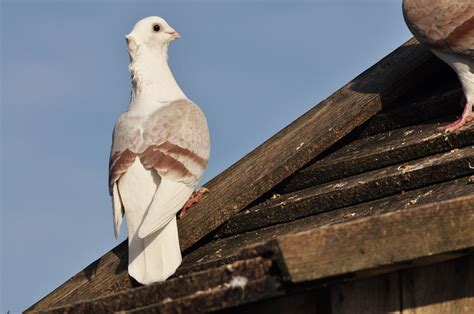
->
[277,195,474,283]
[30,258,278,314]
[279,121,474,193]
[331,273,400,314]
[185,177,474,273]
[358,88,462,138]
[274,88,463,194]
[401,255,474,313]
[124,276,282,314]
[220,146,474,236]
[28,38,442,311]
[222,289,331,314]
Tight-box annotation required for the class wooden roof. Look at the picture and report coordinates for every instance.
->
[27,38,474,313]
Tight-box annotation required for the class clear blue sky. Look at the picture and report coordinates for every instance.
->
[1,0,410,312]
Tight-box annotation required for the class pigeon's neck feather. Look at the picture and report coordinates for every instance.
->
[128,49,186,115]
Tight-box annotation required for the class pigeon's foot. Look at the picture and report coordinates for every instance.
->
[179,187,209,219]
[438,103,474,133]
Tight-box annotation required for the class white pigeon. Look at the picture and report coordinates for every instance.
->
[109,16,210,285]
[403,0,474,132]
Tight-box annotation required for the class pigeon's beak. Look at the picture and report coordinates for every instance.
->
[167,31,181,40]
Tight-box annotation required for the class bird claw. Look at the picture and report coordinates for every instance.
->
[437,103,473,133]
[437,114,474,133]
[179,187,209,219]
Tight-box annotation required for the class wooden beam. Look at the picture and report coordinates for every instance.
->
[276,195,474,283]
[220,145,474,235]
[186,177,473,272]
[27,38,440,310]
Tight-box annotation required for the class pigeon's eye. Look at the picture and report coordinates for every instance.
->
[153,24,161,32]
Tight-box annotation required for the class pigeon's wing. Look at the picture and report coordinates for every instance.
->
[109,99,210,238]
[139,99,210,186]
[109,114,142,238]
[138,99,210,237]
[403,0,474,57]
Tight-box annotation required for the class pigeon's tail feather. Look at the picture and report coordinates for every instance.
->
[128,216,181,285]
[118,159,182,284]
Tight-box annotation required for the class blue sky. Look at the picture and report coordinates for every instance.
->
[1,0,410,312]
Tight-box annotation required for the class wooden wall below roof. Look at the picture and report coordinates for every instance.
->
[224,255,474,314]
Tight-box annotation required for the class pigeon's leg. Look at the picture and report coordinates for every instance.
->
[179,187,209,218]
[438,101,474,132]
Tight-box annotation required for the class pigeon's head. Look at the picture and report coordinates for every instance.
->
[126,16,181,55]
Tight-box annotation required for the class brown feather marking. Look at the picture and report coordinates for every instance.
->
[109,149,137,195]
[109,142,208,194]
[159,141,208,168]
[139,145,195,179]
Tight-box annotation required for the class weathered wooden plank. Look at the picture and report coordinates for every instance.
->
[185,177,474,273]
[27,38,441,310]
[29,258,277,314]
[278,121,474,193]
[279,88,463,191]
[220,146,474,236]
[401,255,474,314]
[331,272,400,314]
[277,195,474,283]
[123,276,283,314]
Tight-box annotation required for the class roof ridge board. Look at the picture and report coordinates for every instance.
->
[183,177,473,270]
[218,146,474,237]
[277,121,474,193]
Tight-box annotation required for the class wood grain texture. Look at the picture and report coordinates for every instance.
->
[331,273,401,314]
[401,255,474,313]
[277,195,474,283]
[279,122,474,193]
[220,145,474,235]
[27,38,439,311]
[185,177,474,275]
[124,276,282,314]
[32,258,278,314]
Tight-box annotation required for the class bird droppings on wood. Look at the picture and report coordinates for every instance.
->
[229,276,249,289]
[271,194,282,200]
